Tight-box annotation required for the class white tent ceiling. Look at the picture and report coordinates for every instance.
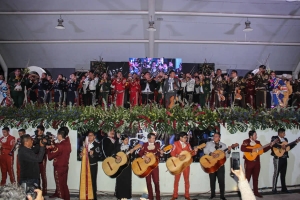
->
[0,0,299,71]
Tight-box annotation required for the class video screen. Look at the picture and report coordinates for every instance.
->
[129,58,182,77]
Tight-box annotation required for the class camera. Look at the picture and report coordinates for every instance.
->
[21,182,38,200]
[33,131,54,145]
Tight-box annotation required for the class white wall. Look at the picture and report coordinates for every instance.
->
[1,126,300,195]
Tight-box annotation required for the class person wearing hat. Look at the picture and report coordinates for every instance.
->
[254,65,269,108]
[8,69,26,108]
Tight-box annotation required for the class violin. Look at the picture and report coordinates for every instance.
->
[235,88,242,100]
[218,90,226,101]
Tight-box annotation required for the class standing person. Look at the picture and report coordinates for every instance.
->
[245,73,256,108]
[53,74,66,107]
[34,73,50,104]
[18,134,45,186]
[268,71,286,107]
[138,133,163,200]
[114,134,134,199]
[85,71,99,106]
[155,72,165,105]
[162,70,180,108]
[271,128,299,194]
[140,72,156,104]
[47,127,71,200]
[102,130,117,158]
[66,73,79,106]
[111,71,126,107]
[16,129,26,184]
[8,69,26,108]
[241,130,275,198]
[0,76,8,106]
[128,73,140,106]
[97,72,111,106]
[0,127,16,185]
[212,69,227,108]
[181,73,195,104]
[254,65,269,108]
[26,74,38,103]
[203,132,231,200]
[227,70,245,107]
[85,131,101,200]
[33,125,48,195]
[170,132,198,200]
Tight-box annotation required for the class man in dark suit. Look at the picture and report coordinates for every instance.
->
[140,72,157,104]
[162,70,180,108]
[241,130,275,198]
[271,128,299,194]
[138,133,163,200]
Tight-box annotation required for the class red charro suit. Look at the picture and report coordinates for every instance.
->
[241,139,271,195]
[111,78,126,107]
[170,141,195,198]
[138,142,161,200]
[39,152,47,195]
[0,134,16,185]
[48,137,71,200]
[129,78,140,106]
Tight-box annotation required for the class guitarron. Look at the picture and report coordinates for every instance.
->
[166,143,206,175]
[132,144,173,178]
[200,143,239,174]
[102,144,141,178]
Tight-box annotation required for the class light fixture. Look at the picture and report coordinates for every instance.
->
[243,18,253,32]
[55,15,65,30]
[147,16,156,31]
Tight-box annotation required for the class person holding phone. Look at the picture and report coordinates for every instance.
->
[241,130,275,198]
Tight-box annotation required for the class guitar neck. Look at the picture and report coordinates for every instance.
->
[286,139,298,147]
[257,143,271,151]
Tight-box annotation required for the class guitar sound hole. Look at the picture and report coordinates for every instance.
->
[115,158,122,163]
[179,155,186,161]
[145,158,151,164]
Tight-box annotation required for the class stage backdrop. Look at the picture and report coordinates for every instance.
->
[1,126,299,195]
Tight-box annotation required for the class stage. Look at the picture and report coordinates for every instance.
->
[1,125,300,194]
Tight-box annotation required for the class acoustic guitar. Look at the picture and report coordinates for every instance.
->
[200,143,239,174]
[132,144,173,178]
[102,144,141,178]
[244,139,278,161]
[166,143,206,175]
[273,137,300,157]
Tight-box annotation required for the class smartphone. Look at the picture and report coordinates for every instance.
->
[231,152,240,170]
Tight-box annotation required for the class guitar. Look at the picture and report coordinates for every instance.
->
[200,143,239,174]
[273,137,300,157]
[102,144,141,178]
[166,143,206,175]
[132,144,173,178]
[244,139,278,161]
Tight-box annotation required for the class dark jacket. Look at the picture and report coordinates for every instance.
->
[88,141,101,164]
[18,145,45,180]
[140,79,157,93]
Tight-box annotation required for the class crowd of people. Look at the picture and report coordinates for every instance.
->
[0,124,299,200]
[1,65,299,109]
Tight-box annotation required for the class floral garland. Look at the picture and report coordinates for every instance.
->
[0,103,299,134]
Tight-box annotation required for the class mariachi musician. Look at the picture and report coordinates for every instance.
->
[181,73,195,104]
[212,69,227,108]
[227,70,245,107]
[26,74,39,104]
[46,75,54,103]
[170,132,198,200]
[128,73,140,106]
[254,65,269,108]
[66,73,79,106]
[111,71,126,107]
[138,133,163,200]
[96,72,111,106]
[203,132,231,200]
[162,70,180,108]
[8,69,26,108]
[245,73,256,108]
[53,74,66,106]
[33,73,50,104]
[154,72,165,105]
[140,72,157,104]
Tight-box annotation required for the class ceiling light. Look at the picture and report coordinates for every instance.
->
[55,15,65,30]
[243,18,253,32]
[147,16,156,31]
